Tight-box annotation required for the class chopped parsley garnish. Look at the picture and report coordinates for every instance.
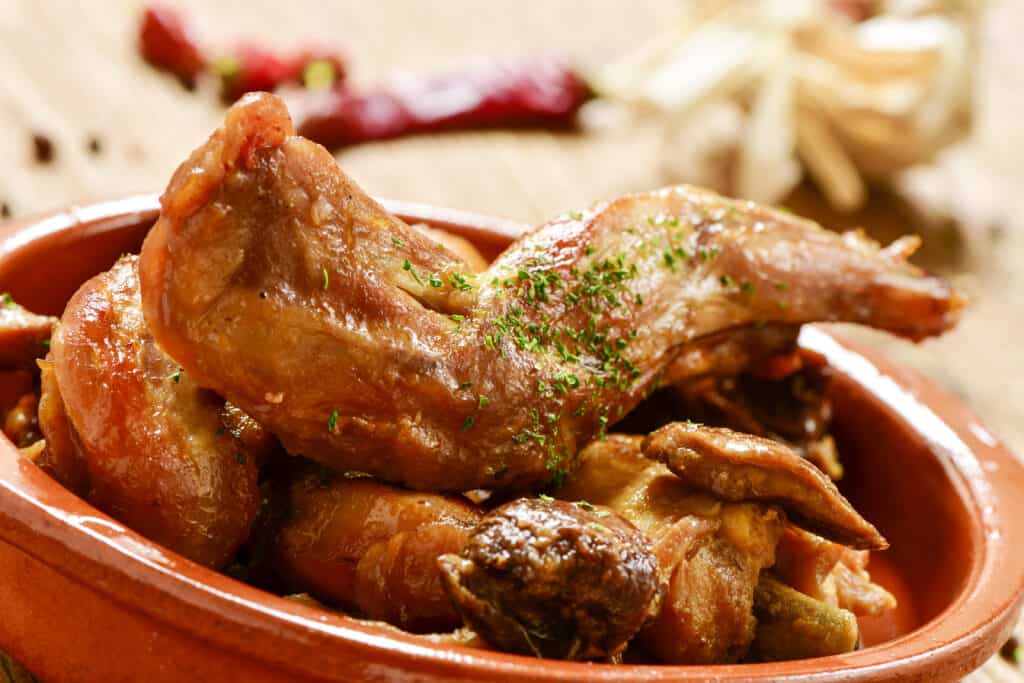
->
[549,469,568,489]
[538,493,554,503]
[171,369,182,383]
[720,274,734,287]
[235,452,247,465]
[494,466,509,480]
[328,409,339,433]
[459,381,473,390]
[450,314,465,322]
[402,259,423,286]
[448,272,475,291]
[740,280,755,295]
[392,237,405,248]
[41,339,50,350]
[576,500,595,511]
[663,250,677,271]
[478,395,489,409]
[461,416,475,430]
[774,282,789,291]
[1,293,12,306]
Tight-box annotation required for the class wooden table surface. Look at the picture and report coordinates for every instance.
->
[1,1,1022,680]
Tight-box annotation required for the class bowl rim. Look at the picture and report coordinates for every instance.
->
[1,194,1023,682]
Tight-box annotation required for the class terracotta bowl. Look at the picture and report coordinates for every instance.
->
[1,195,1023,682]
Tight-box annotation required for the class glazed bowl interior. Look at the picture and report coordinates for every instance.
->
[0,195,1021,682]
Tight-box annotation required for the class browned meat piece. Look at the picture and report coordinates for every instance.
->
[832,550,898,616]
[642,519,782,664]
[773,526,846,600]
[748,575,860,661]
[438,497,660,660]
[0,297,55,368]
[46,256,260,568]
[556,436,783,663]
[3,392,40,447]
[219,401,281,468]
[411,223,489,273]
[665,325,801,385]
[643,422,886,550]
[35,357,88,494]
[558,434,893,663]
[674,351,844,479]
[772,525,894,616]
[270,468,481,633]
[139,93,960,493]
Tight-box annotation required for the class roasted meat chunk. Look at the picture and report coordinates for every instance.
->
[439,497,660,660]
[674,348,844,479]
[557,432,891,663]
[42,256,260,568]
[557,436,783,663]
[0,298,55,369]
[269,468,481,633]
[774,526,896,616]
[643,422,886,550]
[665,324,802,386]
[139,92,960,493]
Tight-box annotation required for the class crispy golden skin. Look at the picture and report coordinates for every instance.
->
[45,256,259,568]
[643,422,886,550]
[269,469,481,633]
[140,93,960,492]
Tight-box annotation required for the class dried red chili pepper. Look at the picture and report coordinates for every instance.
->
[217,43,348,103]
[830,0,877,22]
[136,5,586,144]
[138,4,206,86]
[216,44,291,103]
[287,56,591,148]
[286,45,348,90]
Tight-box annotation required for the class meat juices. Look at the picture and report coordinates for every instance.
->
[139,92,960,493]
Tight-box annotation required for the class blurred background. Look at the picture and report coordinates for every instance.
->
[0,1,1022,679]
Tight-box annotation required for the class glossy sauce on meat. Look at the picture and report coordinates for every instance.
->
[45,256,259,568]
[269,468,481,632]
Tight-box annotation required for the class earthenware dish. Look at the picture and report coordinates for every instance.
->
[0,195,1022,682]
